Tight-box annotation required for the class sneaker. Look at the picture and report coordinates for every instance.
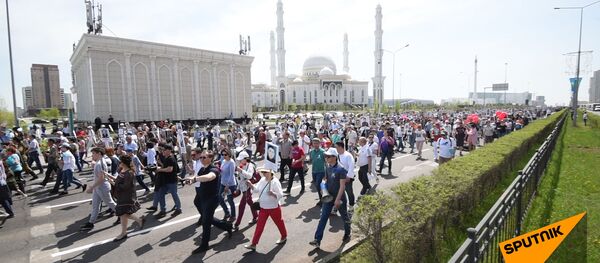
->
[155,211,167,219]
[192,245,209,254]
[82,184,87,192]
[343,235,351,243]
[248,218,257,225]
[80,222,94,231]
[244,244,256,251]
[171,209,182,217]
[146,206,158,211]
[276,238,287,245]
[309,239,320,248]
[59,191,68,195]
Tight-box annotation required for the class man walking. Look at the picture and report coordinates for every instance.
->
[309,138,326,206]
[151,145,182,218]
[335,141,355,209]
[27,134,43,176]
[309,148,351,249]
[188,150,233,253]
[80,147,117,231]
[277,132,293,182]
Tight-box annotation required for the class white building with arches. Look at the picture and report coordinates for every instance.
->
[70,34,253,122]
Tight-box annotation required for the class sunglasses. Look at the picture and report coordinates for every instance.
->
[199,156,208,159]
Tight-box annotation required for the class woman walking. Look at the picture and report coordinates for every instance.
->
[219,149,237,222]
[111,154,144,242]
[244,167,287,251]
[233,151,258,231]
[5,147,26,196]
[0,157,15,218]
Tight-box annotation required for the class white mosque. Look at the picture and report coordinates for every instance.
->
[251,0,370,110]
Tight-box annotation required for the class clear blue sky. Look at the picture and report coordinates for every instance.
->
[0,0,599,110]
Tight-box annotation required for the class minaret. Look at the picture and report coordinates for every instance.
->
[372,4,385,112]
[270,31,277,87]
[474,56,478,104]
[343,33,349,73]
[276,0,286,80]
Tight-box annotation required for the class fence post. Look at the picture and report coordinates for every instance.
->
[467,227,478,263]
[515,171,524,236]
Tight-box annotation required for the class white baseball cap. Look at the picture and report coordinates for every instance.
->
[236,151,250,161]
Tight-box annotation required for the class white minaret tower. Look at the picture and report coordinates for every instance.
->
[276,0,286,80]
[270,31,277,87]
[343,33,349,73]
[372,4,385,112]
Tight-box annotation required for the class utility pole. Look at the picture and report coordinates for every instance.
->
[5,0,18,126]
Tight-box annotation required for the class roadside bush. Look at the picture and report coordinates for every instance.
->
[348,110,566,262]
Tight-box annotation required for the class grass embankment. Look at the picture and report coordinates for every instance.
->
[523,111,600,262]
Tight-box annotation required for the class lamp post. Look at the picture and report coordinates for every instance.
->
[5,0,19,126]
[555,0,600,126]
[384,44,410,110]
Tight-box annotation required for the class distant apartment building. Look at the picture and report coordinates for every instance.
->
[22,86,33,110]
[589,70,600,103]
[31,64,63,109]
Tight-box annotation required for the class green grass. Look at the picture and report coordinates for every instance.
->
[523,111,600,262]
[437,144,542,260]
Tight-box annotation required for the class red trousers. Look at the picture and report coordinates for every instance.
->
[235,190,258,226]
[251,205,287,245]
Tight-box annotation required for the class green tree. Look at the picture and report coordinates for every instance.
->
[37,108,61,120]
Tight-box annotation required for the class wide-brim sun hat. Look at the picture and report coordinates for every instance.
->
[324,148,338,157]
[257,167,274,174]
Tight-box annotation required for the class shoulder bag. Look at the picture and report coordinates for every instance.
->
[250,181,271,211]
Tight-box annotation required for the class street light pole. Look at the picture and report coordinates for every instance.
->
[555,0,600,126]
[383,43,409,111]
[5,0,19,126]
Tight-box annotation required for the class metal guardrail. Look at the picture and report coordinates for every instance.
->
[449,114,566,263]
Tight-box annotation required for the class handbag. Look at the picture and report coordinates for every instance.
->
[251,181,270,211]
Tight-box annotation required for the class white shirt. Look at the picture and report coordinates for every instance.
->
[357,144,372,167]
[146,147,157,165]
[437,137,456,159]
[338,150,355,179]
[28,139,40,153]
[61,150,76,171]
[415,130,426,142]
[253,177,284,209]
[298,134,310,154]
[347,130,358,145]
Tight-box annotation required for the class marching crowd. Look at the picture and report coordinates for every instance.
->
[0,107,549,254]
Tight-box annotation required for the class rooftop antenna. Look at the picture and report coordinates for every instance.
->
[238,35,251,55]
[84,0,103,35]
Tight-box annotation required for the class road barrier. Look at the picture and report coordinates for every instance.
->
[449,114,566,263]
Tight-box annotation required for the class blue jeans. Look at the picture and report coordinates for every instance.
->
[314,196,350,242]
[312,172,325,199]
[219,185,236,218]
[62,169,82,191]
[158,183,181,212]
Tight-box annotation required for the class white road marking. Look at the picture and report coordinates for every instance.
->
[31,223,55,238]
[30,248,60,263]
[30,206,51,217]
[45,188,154,209]
[51,182,312,258]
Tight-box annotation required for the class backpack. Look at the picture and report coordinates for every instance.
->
[248,162,261,184]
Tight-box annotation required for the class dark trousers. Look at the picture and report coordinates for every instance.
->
[345,179,355,207]
[42,163,60,186]
[194,187,202,216]
[51,170,63,193]
[287,167,305,192]
[14,170,26,193]
[379,151,393,173]
[79,152,90,168]
[199,196,231,248]
[135,174,150,191]
[358,165,371,195]
[0,186,13,216]
[279,158,292,180]
[27,152,43,173]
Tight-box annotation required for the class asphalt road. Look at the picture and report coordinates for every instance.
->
[0,144,444,263]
